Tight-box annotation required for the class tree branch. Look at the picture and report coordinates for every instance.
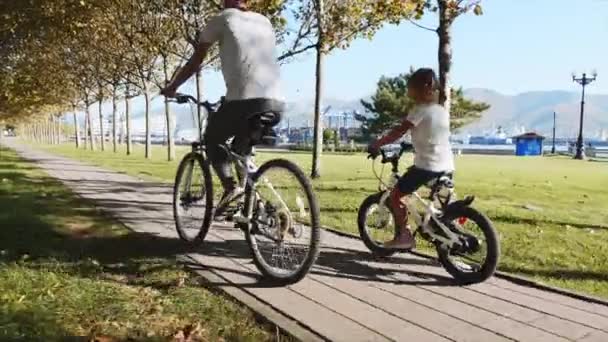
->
[407,18,437,32]
[277,43,318,62]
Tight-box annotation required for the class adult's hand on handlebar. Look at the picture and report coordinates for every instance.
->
[160,85,177,98]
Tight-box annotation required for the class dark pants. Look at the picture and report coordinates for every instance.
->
[204,98,284,190]
[397,166,445,194]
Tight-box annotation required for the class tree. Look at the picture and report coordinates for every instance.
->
[280,0,424,178]
[355,71,489,138]
[411,0,484,111]
[148,0,193,161]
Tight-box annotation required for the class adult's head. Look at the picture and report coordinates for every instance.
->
[224,0,248,10]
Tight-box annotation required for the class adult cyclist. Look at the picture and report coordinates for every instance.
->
[160,0,285,214]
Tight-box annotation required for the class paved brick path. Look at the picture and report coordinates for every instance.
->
[5,139,608,342]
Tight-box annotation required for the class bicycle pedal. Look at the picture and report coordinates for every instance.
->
[234,215,249,224]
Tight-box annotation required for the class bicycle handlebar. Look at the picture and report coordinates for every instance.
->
[170,93,223,113]
[368,142,414,163]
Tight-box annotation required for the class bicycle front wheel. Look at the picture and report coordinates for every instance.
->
[358,192,399,257]
[173,152,214,243]
[244,159,321,284]
[436,206,500,284]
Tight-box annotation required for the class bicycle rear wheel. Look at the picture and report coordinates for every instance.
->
[173,152,214,243]
[243,159,321,284]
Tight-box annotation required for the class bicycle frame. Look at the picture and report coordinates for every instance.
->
[174,93,299,240]
[374,161,463,250]
[227,148,291,214]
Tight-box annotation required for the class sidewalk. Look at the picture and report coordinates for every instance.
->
[5,139,608,342]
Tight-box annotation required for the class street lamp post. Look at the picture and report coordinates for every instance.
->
[572,71,598,160]
[551,111,556,154]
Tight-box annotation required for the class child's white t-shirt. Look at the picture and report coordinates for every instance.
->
[406,103,455,172]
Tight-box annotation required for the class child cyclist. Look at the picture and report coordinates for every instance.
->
[367,68,455,250]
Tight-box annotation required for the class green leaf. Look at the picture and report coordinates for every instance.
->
[473,4,483,16]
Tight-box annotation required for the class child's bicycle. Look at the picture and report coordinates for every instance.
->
[170,93,321,284]
[358,142,500,284]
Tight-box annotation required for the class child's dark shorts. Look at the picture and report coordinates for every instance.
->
[397,166,446,194]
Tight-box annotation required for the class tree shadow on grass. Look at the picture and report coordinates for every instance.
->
[0,149,462,339]
[0,306,90,341]
[1,153,457,288]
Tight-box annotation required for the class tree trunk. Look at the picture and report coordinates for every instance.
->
[163,56,175,161]
[73,110,81,148]
[144,84,151,159]
[195,69,205,140]
[45,120,49,144]
[118,112,124,145]
[311,0,324,179]
[98,97,105,151]
[45,119,51,144]
[48,118,53,144]
[54,115,60,144]
[125,87,132,155]
[112,86,118,152]
[437,0,453,112]
[83,111,88,149]
[86,103,96,151]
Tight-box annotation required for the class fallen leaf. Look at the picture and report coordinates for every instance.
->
[176,276,186,287]
[89,335,121,342]
[172,323,205,342]
[522,204,543,212]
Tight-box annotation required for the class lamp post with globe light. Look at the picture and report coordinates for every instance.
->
[572,71,598,160]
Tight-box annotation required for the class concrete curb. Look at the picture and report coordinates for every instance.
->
[322,226,608,307]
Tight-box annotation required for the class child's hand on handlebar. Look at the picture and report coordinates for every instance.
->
[367,142,381,159]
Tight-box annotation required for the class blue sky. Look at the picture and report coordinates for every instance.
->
[185,0,608,103]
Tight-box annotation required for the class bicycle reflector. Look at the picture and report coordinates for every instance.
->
[457,217,468,225]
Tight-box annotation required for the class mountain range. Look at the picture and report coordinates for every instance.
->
[460,89,608,138]
[124,89,608,139]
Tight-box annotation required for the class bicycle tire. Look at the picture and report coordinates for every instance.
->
[436,206,500,284]
[173,152,214,244]
[243,159,321,284]
[357,192,399,257]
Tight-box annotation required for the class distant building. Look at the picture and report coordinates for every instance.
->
[468,136,511,145]
[287,127,314,144]
[512,132,545,156]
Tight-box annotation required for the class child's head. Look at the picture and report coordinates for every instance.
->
[224,0,248,9]
[407,68,439,104]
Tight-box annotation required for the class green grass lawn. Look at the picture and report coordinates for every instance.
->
[30,142,608,299]
[0,146,284,341]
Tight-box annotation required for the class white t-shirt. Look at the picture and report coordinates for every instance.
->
[199,9,282,101]
[406,103,455,172]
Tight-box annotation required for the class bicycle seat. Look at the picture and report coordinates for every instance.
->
[247,111,282,146]
[426,172,454,189]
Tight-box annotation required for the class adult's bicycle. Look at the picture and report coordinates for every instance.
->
[358,142,500,284]
[170,93,321,284]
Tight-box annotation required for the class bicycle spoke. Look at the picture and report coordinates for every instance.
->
[246,160,320,282]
